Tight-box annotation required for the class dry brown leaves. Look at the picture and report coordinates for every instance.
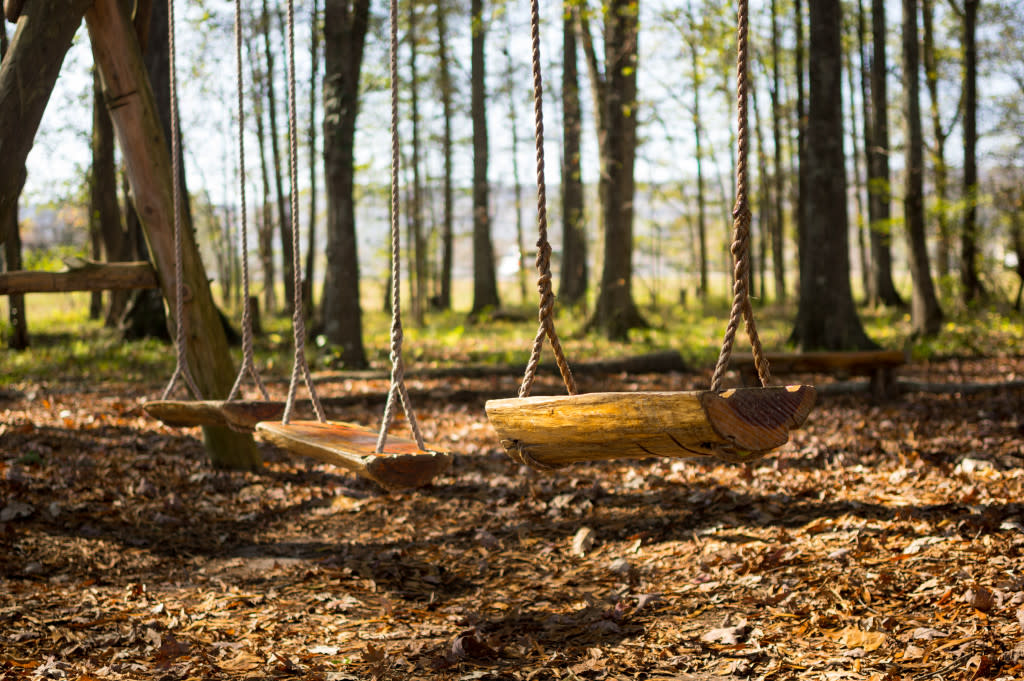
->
[1,359,1023,680]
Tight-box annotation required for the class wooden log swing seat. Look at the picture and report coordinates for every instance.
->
[485,0,814,470]
[486,386,816,468]
[257,421,451,491]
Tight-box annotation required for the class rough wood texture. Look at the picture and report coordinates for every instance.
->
[0,0,93,236]
[3,0,24,23]
[485,386,816,468]
[0,261,157,294]
[256,421,451,490]
[145,400,284,430]
[85,0,260,469]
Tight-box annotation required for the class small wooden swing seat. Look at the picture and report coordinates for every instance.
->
[144,400,285,430]
[255,420,451,490]
[485,385,815,468]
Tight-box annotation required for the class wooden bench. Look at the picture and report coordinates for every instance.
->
[733,350,906,400]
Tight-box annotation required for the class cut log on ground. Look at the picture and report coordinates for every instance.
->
[485,385,816,468]
[256,421,451,490]
[0,261,157,294]
[734,350,906,400]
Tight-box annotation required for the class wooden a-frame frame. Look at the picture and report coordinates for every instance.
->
[0,1,260,468]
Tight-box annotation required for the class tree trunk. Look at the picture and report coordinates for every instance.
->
[559,4,587,307]
[866,0,903,307]
[0,16,29,348]
[855,0,875,302]
[689,11,708,301]
[790,0,876,350]
[921,0,951,279]
[87,0,261,468]
[469,0,500,315]
[265,3,295,315]
[437,0,454,311]
[794,0,806,289]
[902,0,943,335]
[503,43,527,305]
[960,0,981,303]
[589,0,645,339]
[0,0,91,239]
[846,20,870,302]
[322,0,370,367]
[769,0,787,303]
[304,0,320,317]
[91,69,131,326]
[247,33,277,317]
[408,0,425,325]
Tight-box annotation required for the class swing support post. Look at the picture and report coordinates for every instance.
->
[85,0,261,469]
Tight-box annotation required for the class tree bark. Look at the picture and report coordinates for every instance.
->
[321,0,370,367]
[846,16,870,302]
[436,0,454,311]
[0,0,92,239]
[902,0,943,335]
[87,0,261,468]
[866,0,904,307]
[91,69,131,326]
[769,0,787,303]
[790,0,876,350]
[921,0,951,279]
[469,0,500,315]
[960,0,981,303]
[589,0,645,339]
[559,3,587,307]
[408,0,425,324]
[688,9,708,301]
[263,2,294,315]
[304,0,320,318]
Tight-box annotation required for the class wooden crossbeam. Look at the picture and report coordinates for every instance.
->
[485,385,816,468]
[0,261,157,295]
[144,400,285,430]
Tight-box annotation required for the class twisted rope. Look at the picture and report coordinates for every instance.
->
[161,0,202,401]
[377,0,426,452]
[517,0,577,400]
[282,0,326,424]
[710,0,771,391]
[227,0,270,403]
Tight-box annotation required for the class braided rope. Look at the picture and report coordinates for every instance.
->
[710,0,771,390]
[377,0,426,452]
[517,0,577,400]
[161,0,202,401]
[282,0,326,424]
[227,0,270,403]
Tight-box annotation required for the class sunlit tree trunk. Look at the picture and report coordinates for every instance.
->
[790,0,875,350]
[902,0,943,335]
[846,18,870,303]
[470,0,500,315]
[321,0,370,367]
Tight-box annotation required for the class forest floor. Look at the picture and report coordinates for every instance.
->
[2,356,1024,680]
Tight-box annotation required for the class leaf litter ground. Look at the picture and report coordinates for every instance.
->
[2,358,1024,680]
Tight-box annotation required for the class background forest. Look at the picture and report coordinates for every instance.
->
[3,0,1024,360]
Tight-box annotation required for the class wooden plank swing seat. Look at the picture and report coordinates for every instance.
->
[486,385,816,468]
[255,421,451,491]
[144,400,284,430]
